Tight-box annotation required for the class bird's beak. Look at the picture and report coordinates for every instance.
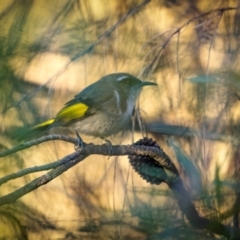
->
[140,81,158,87]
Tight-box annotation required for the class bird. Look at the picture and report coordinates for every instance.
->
[17,73,157,145]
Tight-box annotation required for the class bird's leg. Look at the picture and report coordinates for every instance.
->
[101,137,112,157]
[75,132,84,150]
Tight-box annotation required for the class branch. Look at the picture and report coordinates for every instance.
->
[1,136,240,239]
[0,138,177,206]
[0,134,77,157]
[0,152,77,186]
[0,150,87,206]
[141,6,237,78]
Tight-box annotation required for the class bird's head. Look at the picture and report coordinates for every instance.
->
[104,73,157,96]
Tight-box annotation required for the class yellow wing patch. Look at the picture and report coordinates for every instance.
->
[55,102,89,123]
[32,118,55,129]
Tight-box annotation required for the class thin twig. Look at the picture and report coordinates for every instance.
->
[142,7,237,77]
[0,152,80,185]
[0,151,87,206]
[203,11,223,166]
[176,30,181,108]
[0,134,77,157]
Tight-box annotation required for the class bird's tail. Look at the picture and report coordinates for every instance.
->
[11,118,55,142]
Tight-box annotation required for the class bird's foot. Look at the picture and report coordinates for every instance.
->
[101,137,112,158]
[75,132,84,150]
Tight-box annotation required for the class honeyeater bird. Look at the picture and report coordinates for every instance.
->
[18,73,157,143]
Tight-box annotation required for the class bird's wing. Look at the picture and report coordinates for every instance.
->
[53,102,91,125]
[53,83,115,126]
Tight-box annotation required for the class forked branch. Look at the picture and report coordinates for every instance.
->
[1,136,240,239]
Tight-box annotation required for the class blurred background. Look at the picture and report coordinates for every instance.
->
[1,0,240,239]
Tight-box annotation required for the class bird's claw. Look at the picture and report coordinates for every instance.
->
[101,137,112,158]
[75,132,84,150]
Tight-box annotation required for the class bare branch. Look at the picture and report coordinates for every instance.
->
[142,6,237,78]
[0,139,178,206]
[0,134,77,157]
[0,153,77,186]
[0,150,87,206]
[1,136,240,239]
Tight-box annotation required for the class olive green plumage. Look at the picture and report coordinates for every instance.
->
[17,73,157,140]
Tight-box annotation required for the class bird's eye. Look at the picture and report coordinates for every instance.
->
[122,79,131,84]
